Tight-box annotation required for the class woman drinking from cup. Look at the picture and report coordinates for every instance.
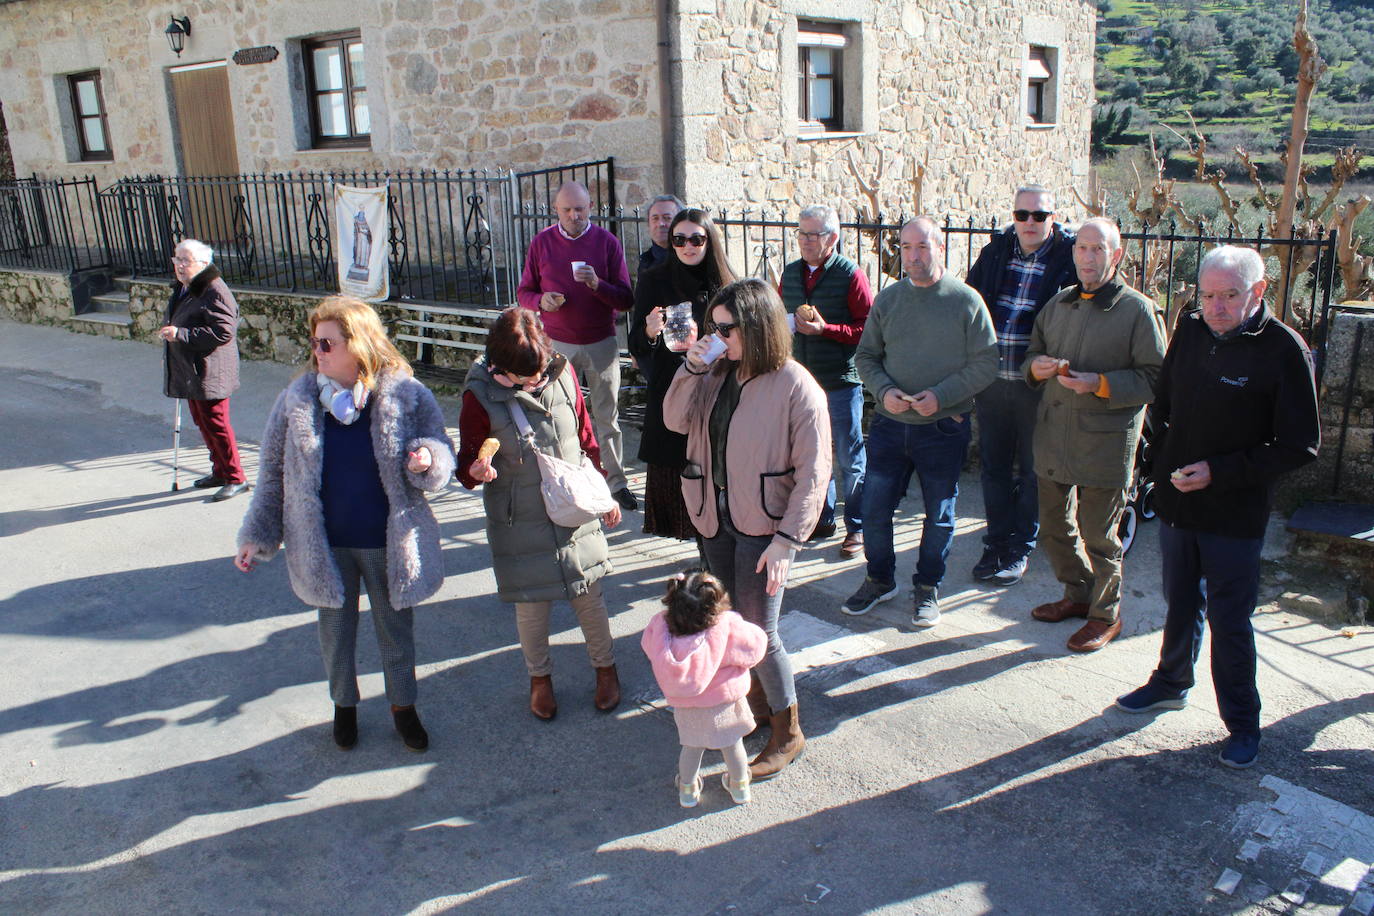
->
[661,278,830,781]
[628,208,737,547]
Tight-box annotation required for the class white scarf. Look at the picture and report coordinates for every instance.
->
[317,373,369,424]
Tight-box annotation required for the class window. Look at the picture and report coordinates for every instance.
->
[304,32,369,147]
[798,21,845,133]
[1026,45,1055,125]
[67,72,112,161]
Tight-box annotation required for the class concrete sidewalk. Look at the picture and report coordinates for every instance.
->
[2,318,1372,914]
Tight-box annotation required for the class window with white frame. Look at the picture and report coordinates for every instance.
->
[798,21,846,133]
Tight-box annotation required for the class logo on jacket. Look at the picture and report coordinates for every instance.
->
[1219,375,1249,388]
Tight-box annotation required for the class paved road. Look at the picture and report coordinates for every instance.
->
[2,320,1371,914]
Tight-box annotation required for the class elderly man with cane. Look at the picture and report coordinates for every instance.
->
[159,238,248,502]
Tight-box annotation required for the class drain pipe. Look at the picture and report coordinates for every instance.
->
[657,0,681,198]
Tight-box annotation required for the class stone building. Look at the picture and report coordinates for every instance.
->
[1,0,1096,219]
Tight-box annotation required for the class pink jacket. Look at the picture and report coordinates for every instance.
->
[640,610,766,708]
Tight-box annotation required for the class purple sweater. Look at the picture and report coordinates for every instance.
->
[516,224,633,345]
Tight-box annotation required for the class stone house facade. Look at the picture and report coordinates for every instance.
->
[1,0,1096,221]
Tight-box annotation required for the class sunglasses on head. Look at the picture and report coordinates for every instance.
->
[1013,210,1052,223]
[672,233,708,248]
[310,336,341,354]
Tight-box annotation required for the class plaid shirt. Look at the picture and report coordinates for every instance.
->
[991,241,1053,380]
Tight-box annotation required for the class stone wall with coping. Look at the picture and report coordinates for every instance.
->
[0,0,664,205]
[674,0,1096,232]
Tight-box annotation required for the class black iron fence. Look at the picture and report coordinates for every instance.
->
[0,176,108,274]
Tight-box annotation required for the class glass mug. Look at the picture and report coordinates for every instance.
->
[663,301,695,352]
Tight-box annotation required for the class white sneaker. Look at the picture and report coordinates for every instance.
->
[722,772,751,804]
[676,774,702,808]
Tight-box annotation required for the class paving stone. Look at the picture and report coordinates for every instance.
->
[1302,852,1327,876]
[1214,868,1243,896]
[1257,814,1284,839]
[1352,889,1374,916]
[1281,877,1311,905]
[1237,839,1263,863]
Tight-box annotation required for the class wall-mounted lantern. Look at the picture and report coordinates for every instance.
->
[165,16,192,57]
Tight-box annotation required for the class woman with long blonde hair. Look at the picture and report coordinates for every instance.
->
[236,296,455,753]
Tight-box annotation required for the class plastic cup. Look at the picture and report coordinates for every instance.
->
[700,334,728,365]
[571,260,587,276]
[663,301,695,351]
[786,313,797,333]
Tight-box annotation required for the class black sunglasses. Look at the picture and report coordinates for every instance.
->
[1013,210,1052,223]
[671,233,708,248]
[710,320,739,337]
[309,336,341,354]
[491,363,551,385]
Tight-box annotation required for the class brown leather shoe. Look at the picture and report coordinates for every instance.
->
[529,675,557,720]
[1031,598,1090,623]
[1067,618,1123,653]
[839,531,864,559]
[749,703,805,781]
[593,664,620,712]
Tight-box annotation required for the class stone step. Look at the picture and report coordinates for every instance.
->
[67,310,133,340]
[1286,501,1374,623]
[88,289,132,313]
[111,275,134,293]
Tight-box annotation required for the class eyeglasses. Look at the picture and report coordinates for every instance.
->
[170,256,198,266]
[796,230,830,241]
[671,233,707,248]
[309,336,341,354]
[1013,210,1052,223]
[710,320,739,338]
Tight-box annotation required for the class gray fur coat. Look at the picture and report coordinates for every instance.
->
[237,369,456,609]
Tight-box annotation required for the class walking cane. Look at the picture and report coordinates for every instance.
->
[171,398,183,492]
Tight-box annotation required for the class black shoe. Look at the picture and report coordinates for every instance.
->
[972,547,1002,581]
[990,554,1029,586]
[333,705,357,750]
[193,474,225,489]
[392,706,429,752]
[613,487,638,512]
[808,521,837,541]
[211,482,250,502]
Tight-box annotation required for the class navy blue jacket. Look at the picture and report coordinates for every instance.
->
[965,223,1077,314]
[1150,308,1320,539]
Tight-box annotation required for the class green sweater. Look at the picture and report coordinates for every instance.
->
[855,272,997,424]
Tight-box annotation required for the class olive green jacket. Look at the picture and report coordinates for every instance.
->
[1022,281,1166,489]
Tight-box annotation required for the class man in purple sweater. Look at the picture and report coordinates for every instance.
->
[516,181,637,510]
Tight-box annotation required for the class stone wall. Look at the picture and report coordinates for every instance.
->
[1308,307,1374,502]
[673,0,1097,233]
[0,268,74,325]
[0,0,664,204]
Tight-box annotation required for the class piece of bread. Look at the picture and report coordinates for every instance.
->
[477,438,501,461]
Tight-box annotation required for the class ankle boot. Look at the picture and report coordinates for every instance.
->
[593,664,621,712]
[529,675,557,720]
[333,704,357,750]
[748,703,805,781]
[744,675,770,739]
[391,705,428,752]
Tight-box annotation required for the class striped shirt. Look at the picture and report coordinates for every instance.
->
[992,241,1053,381]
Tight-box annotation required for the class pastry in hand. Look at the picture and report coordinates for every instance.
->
[477,437,501,461]
[1055,359,1072,377]
[796,304,818,322]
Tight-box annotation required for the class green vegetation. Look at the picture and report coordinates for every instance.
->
[1094,0,1374,179]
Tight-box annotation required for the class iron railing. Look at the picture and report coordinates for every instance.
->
[0,176,109,274]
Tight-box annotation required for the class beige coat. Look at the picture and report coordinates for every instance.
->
[662,358,830,550]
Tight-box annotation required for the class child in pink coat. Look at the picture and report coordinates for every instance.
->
[641,569,767,807]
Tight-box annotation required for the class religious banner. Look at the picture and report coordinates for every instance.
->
[334,183,389,302]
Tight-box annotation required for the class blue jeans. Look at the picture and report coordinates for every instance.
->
[975,378,1041,558]
[818,385,866,533]
[861,413,971,589]
[1149,520,1265,735]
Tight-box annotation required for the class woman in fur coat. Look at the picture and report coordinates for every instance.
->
[235,295,455,753]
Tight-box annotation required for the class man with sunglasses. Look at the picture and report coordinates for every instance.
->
[517,181,637,511]
[965,186,1077,587]
[779,204,873,559]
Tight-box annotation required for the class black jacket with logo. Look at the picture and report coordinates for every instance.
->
[1150,308,1320,539]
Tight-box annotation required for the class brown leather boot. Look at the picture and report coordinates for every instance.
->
[593,664,620,712]
[745,675,770,739]
[529,675,557,720]
[749,703,805,781]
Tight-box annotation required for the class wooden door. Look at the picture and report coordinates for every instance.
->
[169,62,238,246]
